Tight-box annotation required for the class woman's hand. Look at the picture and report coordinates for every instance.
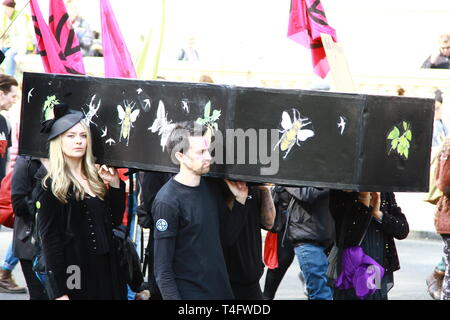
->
[55,294,69,300]
[224,179,248,205]
[357,192,371,207]
[98,165,120,189]
[370,192,383,220]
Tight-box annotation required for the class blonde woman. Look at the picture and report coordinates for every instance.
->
[37,104,127,300]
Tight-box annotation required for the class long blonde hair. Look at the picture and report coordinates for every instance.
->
[43,120,106,203]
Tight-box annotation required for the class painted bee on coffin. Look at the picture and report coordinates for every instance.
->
[117,101,140,146]
[274,108,315,159]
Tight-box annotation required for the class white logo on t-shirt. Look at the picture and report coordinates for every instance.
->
[156,219,168,232]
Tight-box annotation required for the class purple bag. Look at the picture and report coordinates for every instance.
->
[334,246,385,299]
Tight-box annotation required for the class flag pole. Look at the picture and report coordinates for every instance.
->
[320,33,356,93]
[0,0,31,40]
[151,0,165,80]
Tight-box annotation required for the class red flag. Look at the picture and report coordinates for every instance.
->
[100,0,137,78]
[288,0,337,78]
[30,0,82,75]
[49,0,85,74]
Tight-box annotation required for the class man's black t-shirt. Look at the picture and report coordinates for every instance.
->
[0,114,11,185]
[222,187,265,286]
[152,177,247,300]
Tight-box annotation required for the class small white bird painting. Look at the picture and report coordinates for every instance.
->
[27,88,34,103]
[337,116,347,135]
[181,100,189,113]
[101,126,108,138]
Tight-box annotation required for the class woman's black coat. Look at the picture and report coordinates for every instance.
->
[36,178,127,300]
[329,191,409,274]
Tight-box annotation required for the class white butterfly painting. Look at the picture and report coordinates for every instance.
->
[149,100,176,151]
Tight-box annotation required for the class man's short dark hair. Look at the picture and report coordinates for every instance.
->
[0,74,17,93]
[166,121,207,155]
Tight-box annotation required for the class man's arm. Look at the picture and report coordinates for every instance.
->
[154,237,181,300]
[151,201,181,299]
[258,186,275,230]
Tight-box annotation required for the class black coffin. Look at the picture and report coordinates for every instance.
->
[19,72,434,192]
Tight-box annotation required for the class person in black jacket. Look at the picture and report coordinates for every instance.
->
[422,34,450,69]
[329,191,409,300]
[11,156,48,299]
[138,170,173,300]
[281,187,335,300]
[221,183,275,300]
[36,104,127,300]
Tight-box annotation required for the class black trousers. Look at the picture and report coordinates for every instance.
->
[19,259,48,300]
[232,282,263,300]
[262,235,295,300]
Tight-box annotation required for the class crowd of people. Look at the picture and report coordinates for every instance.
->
[421,33,450,301]
[0,80,445,300]
[0,0,102,78]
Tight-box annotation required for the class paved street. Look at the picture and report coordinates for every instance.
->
[0,226,443,300]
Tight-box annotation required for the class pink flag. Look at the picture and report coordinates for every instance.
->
[100,0,136,78]
[30,0,68,74]
[288,0,337,78]
[49,0,85,74]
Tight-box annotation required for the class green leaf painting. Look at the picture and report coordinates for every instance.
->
[387,122,412,159]
[43,95,60,121]
[196,101,221,131]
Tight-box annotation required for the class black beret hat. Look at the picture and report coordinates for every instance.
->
[40,104,84,141]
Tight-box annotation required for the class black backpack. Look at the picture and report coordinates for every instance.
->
[22,160,53,295]
[112,225,144,292]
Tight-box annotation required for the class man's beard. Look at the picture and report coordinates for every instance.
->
[186,162,210,176]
